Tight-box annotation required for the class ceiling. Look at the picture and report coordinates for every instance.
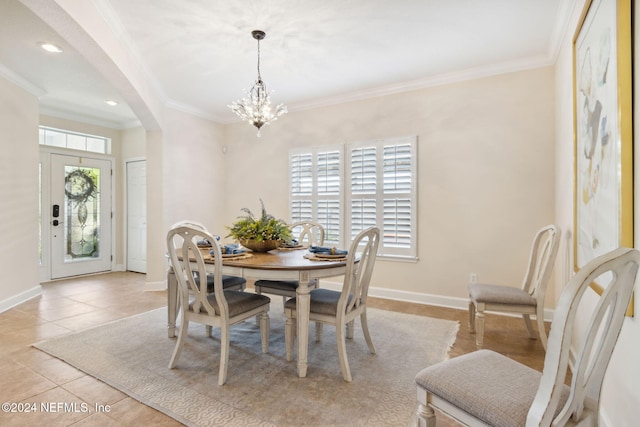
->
[0,0,573,129]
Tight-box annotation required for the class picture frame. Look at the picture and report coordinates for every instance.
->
[573,0,633,315]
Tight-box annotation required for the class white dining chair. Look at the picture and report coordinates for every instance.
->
[166,222,271,385]
[170,220,247,291]
[468,224,560,349]
[254,221,325,302]
[415,247,639,427]
[284,227,380,382]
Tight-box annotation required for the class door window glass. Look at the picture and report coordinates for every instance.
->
[64,167,101,260]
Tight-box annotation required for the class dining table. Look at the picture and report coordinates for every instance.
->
[166,247,350,378]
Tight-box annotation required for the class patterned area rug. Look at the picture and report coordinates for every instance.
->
[34,300,458,426]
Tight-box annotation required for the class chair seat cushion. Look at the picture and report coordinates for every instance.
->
[194,274,246,292]
[285,288,352,316]
[468,283,536,306]
[191,290,269,317]
[254,278,319,295]
[415,349,569,427]
[254,279,300,293]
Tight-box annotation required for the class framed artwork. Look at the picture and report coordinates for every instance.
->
[573,0,633,314]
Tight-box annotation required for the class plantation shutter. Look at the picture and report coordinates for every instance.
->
[290,153,313,222]
[291,136,416,259]
[290,148,343,246]
[347,136,417,258]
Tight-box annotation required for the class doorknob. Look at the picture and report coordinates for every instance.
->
[52,219,63,226]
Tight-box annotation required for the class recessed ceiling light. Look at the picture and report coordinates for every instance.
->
[39,42,63,53]
[104,100,119,106]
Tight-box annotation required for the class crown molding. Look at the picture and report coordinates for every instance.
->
[39,105,141,130]
[287,55,555,115]
[547,0,579,62]
[164,99,228,124]
[0,62,47,98]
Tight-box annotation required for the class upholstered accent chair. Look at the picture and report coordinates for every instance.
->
[415,247,640,427]
[468,224,560,349]
[166,222,271,385]
[284,226,380,382]
[254,221,325,301]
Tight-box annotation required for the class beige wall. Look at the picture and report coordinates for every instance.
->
[554,0,640,424]
[121,126,146,159]
[145,130,164,287]
[224,67,557,306]
[0,76,40,309]
[162,108,227,231]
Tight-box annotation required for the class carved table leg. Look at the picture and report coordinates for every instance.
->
[296,271,311,377]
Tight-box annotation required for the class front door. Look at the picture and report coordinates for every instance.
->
[50,154,112,279]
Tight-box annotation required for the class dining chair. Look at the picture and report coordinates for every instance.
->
[254,221,325,302]
[166,222,271,385]
[284,226,380,382]
[468,224,560,349]
[415,247,639,427]
[170,220,247,291]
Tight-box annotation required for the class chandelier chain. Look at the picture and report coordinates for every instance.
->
[256,38,262,81]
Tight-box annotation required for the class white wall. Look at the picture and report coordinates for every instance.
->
[224,67,557,306]
[554,0,640,424]
[0,76,40,310]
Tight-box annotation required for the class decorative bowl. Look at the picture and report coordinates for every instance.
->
[239,239,280,253]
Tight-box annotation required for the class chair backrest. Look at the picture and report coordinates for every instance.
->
[290,221,325,247]
[521,224,561,305]
[171,220,207,232]
[338,227,380,315]
[527,247,640,426]
[166,222,229,318]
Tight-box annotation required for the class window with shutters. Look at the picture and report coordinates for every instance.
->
[289,136,417,259]
[347,136,416,258]
[290,148,343,246]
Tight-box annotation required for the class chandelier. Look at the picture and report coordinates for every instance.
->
[229,30,287,137]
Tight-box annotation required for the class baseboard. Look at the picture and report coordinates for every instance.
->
[321,279,470,309]
[113,263,126,272]
[320,280,555,321]
[145,280,166,292]
[0,285,42,314]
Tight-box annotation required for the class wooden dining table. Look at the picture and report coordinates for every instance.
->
[167,248,350,378]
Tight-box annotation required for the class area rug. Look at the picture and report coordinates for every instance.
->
[34,300,458,426]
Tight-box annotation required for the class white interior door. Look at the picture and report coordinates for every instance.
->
[126,160,147,273]
[50,154,112,279]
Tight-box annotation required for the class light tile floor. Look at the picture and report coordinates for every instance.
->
[0,272,546,426]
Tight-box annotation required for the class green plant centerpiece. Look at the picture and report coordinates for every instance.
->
[226,200,293,252]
